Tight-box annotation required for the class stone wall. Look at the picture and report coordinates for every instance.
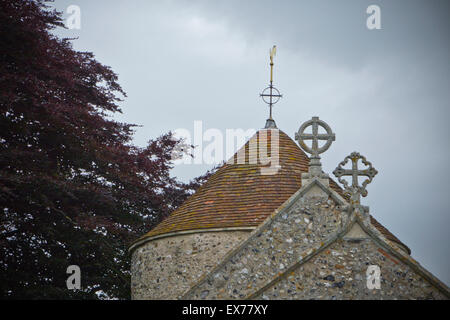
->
[130,231,250,299]
[183,194,345,299]
[181,181,448,300]
[131,180,448,300]
[256,237,447,300]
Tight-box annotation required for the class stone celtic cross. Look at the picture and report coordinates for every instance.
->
[333,152,378,205]
[295,117,335,178]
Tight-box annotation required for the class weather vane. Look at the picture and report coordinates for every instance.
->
[260,45,282,128]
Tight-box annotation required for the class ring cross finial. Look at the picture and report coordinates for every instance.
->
[295,117,335,179]
[295,117,335,159]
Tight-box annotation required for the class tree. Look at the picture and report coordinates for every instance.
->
[0,0,210,299]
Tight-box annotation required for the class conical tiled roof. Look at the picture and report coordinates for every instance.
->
[134,129,410,254]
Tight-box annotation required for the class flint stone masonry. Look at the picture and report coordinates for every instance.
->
[131,177,449,300]
[184,192,345,299]
[131,231,249,300]
[255,237,447,300]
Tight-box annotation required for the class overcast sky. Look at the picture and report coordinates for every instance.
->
[52,0,450,286]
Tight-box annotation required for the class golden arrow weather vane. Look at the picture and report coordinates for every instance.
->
[261,45,282,128]
[270,45,276,83]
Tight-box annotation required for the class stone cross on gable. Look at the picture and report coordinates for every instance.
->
[295,117,335,159]
[333,151,378,205]
[295,117,335,178]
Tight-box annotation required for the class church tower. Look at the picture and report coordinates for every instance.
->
[130,48,449,300]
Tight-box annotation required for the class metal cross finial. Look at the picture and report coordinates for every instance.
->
[333,152,378,205]
[260,45,282,128]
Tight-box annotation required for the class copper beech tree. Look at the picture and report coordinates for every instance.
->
[0,0,210,299]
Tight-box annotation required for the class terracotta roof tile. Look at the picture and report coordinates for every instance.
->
[135,129,410,254]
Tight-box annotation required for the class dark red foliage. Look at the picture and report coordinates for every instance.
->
[0,0,209,299]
